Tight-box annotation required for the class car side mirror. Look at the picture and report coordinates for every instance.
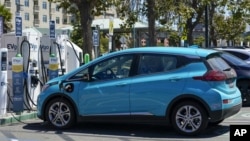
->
[83,73,90,81]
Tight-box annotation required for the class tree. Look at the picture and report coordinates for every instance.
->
[0,4,12,33]
[193,36,205,47]
[115,0,209,46]
[209,0,250,47]
[53,0,250,54]
[49,0,114,60]
[170,0,250,47]
[225,0,249,46]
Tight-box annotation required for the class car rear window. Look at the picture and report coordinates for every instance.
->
[206,53,231,71]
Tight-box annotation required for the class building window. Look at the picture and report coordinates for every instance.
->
[42,1,47,9]
[63,18,67,24]
[43,15,47,23]
[56,17,60,24]
[24,13,29,21]
[16,0,20,4]
[24,0,29,7]
[56,5,60,12]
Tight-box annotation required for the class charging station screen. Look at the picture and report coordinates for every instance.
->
[1,52,7,71]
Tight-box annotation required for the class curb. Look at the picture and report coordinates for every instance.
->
[0,111,38,126]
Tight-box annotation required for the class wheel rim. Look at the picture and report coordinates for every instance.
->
[48,102,71,127]
[175,105,202,133]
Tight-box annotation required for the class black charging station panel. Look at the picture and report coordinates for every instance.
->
[1,52,7,71]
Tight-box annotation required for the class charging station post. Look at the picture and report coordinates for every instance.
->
[12,54,24,112]
[0,48,8,115]
[48,21,59,80]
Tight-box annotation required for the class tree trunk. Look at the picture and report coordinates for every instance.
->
[147,0,156,46]
[209,3,217,47]
[187,19,193,46]
[78,1,95,60]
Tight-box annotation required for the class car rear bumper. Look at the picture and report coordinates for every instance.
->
[209,103,242,122]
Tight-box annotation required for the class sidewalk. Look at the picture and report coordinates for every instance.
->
[0,111,38,126]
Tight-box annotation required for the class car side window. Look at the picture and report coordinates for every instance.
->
[138,54,177,75]
[92,55,133,81]
[69,68,89,80]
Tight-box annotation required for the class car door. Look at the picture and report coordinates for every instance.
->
[130,54,188,116]
[77,54,134,116]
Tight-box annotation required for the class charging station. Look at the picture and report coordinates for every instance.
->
[1,28,42,112]
[39,34,83,82]
[57,34,83,73]
[0,27,83,114]
[0,48,8,115]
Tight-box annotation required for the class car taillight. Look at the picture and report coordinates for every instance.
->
[193,70,226,81]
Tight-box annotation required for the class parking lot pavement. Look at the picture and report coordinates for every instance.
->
[0,111,37,126]
[223,107,250,124]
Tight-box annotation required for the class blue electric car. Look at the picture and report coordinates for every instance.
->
[37,47,242,135]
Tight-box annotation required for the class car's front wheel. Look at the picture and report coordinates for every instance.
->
[171,101,208,136]
[45,98,76,129]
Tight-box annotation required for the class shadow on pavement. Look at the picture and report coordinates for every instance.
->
[23,121,229,139]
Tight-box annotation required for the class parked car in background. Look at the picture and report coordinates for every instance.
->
[37,47,242,136]
[215,50,250,106]
[215,48,250,64]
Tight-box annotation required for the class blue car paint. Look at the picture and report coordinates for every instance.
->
[37,47,242,121]
[78,77,131,115]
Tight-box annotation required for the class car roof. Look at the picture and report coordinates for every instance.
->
[109,46,218,58]
[214,48,250,53]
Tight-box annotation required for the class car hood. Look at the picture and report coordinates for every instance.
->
[46,75,67,85]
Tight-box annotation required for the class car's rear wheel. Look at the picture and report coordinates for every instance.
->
[171,101,208,136]
[237,80,250,106]
[45,98,75,129]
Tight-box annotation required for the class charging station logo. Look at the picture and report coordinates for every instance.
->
[12,58,23,72]
[49,57,58,71]
[12,58,22,64]
[30,43,38,51]
[7,43,18,51]
[40,45,50,52]
[50,58,58,64]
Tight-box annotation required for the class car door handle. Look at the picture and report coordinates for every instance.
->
[116,83,127,87]
[169,77,181,82]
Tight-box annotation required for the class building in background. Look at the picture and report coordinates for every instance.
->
[0,0,118,32]
[0,0,73,31]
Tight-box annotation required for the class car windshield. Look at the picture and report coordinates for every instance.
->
[220,52,249,66]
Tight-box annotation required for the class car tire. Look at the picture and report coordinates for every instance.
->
[45,98,76,129]
[237,80,250,106]
[171,101,208,136]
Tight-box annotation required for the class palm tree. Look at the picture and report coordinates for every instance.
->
[0,4,12,33]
